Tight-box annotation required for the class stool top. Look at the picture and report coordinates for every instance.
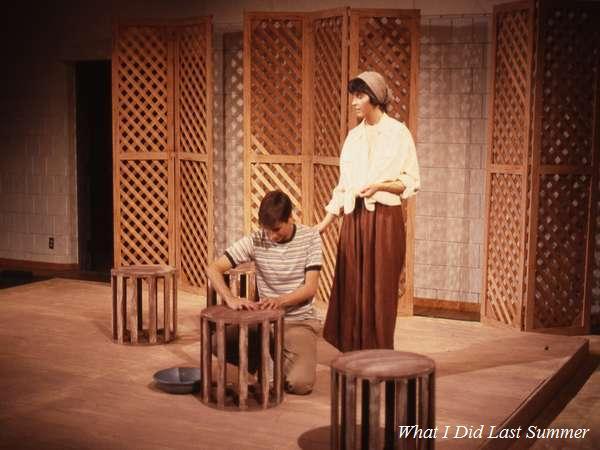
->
[330,350,435,380]
[111,265,176,276]
[200,305,284,324]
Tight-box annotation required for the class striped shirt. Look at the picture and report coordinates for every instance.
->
[224,224,322,321]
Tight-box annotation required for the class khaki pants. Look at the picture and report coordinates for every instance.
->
[212,319,320,395]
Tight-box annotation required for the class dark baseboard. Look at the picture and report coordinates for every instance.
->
[0,258,78,274]
[413,297,480,322]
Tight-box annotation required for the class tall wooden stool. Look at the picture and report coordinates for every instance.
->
[200,305,284,410]
[330,350,435,450]
[206,262,256,307]
[111,265,177,344]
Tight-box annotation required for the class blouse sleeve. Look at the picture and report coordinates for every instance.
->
[397,129,421,199]
[324,136,350,215]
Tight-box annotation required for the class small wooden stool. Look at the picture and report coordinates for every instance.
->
[200,305,284,410]
[206,262,256,306]
[330,350,435,450]
[111,265,177,344]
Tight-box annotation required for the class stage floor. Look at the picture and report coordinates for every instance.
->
[0,279,594,449]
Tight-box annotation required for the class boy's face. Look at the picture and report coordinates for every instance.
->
[263,218,294,243]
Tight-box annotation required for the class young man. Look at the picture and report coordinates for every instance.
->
[206,190,322,395]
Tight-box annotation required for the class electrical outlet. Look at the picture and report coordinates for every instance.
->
[49,237,54,249]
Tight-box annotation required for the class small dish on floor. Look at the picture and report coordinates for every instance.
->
[153,367,201,394]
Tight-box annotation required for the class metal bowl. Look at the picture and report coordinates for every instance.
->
[153,367,201,394]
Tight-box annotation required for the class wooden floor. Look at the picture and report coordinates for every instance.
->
[0,279,594,450]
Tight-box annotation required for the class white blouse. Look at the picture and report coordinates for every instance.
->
[325,113,421,215]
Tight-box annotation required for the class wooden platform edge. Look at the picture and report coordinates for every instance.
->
[479,337,590,450]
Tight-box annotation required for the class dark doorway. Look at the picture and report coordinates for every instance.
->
[76,61,113,273]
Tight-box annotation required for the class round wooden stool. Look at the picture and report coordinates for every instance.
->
[111,265,177,344]
[206,262,256,307]
[330,350,435,450]
[200,305,284,410]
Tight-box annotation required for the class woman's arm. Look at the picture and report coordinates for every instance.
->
[316,212,338,234]
[358,180,406,198]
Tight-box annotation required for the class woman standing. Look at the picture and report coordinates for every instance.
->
[318,71,420,352]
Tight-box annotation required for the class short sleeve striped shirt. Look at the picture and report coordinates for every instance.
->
[224,224,322,321]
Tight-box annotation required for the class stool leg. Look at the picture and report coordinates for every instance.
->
[148,276,157,344]
[428,373,435,450]
[116,275,126,344]
[247,272,256,303]
[111,275,117,340]
[368,381,381,450]
[274,317,284,403]
[129,276,139,343]
[216,320,226,408]
[136,278,143,331]
[164,275,171,342]
[385,381,395,450]
[172,272,177,337]
[239,324,248,410]
[230,273,239,298]
[395,380,408,450]
[260,319,270,408]
[407,379,417,450]
[331,369,340,450]
[201,316,212,404]
[417,375,434,450]
[344,375,357,450]
[361,379,370,448]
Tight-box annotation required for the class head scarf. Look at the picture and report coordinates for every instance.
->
[356,71,393,106]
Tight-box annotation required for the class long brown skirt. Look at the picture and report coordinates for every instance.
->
[323,199,405,352]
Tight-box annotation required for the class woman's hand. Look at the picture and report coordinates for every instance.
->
[358,184,380,198]
[316,213,337,234]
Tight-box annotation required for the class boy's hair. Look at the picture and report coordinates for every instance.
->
[258,190,293,228]
[348,77,388,113]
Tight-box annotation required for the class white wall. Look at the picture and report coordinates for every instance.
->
[0,0,510,272]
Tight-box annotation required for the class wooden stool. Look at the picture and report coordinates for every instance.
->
[111,265,177,344]
[206,262,256,307]
[330,350,435,450]
[200,305,284,410]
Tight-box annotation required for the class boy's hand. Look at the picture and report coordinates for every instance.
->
[258,297,284,310]
[224,297,257,311]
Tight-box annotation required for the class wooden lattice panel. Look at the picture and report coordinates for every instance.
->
[592,177,600,330]
[490,9,530,166]
[179,160,210,287]
[114,20,213,291]
[249,17,303,156]
[313,15,345,157]
[532,174,591,329]
[115,26,169,153]
[485,173,523,326]
[118,159,170,265]
[351,12,418,124]
[249,163,303,230]
[177,23,209,154]
[313,164,341,303]
[538,7,599,166]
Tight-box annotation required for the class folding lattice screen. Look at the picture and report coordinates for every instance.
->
[483,0,600,333]
[244,9,420,305]
[112,19,213,290]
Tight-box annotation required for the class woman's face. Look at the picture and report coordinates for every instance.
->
[351,92,376,119]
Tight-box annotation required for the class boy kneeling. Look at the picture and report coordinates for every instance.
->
[206,190,322,394]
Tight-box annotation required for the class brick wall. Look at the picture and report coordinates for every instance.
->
[414,15,491,303]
